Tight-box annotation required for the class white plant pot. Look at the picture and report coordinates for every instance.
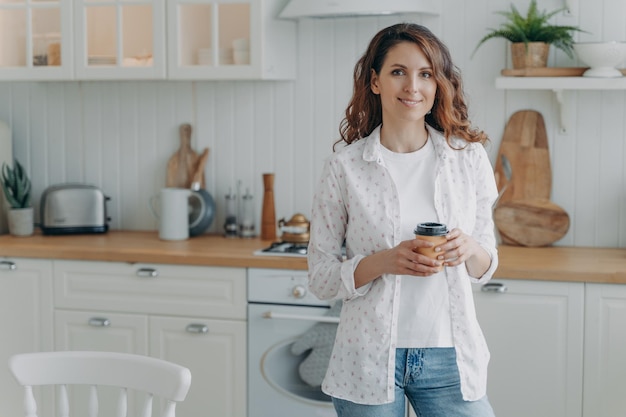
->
[8,207,34,237]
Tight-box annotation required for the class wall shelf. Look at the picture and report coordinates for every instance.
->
[495,76,626,133]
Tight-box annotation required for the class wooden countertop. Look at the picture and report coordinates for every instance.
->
[0,231,307,270]
[1,231,625,284]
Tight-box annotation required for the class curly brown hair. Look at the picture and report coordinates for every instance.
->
[336,23,487,150]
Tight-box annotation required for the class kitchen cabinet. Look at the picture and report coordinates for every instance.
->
[0,1,73,80]
[583,283,626,417]
[53,260,247,417]
[73,0,166,80]
[472,279,585,417]
[0,0,294,81]
[0,258,54,417]
[166,0,296,80]
[151,316,246,417]
[0,0,163,80]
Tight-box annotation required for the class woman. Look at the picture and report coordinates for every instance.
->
[307,23,498,417]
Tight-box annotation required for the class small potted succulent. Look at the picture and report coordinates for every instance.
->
[473,0,585,69]
[1,159,34,236]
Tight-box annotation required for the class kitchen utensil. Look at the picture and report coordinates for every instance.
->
[493,110,551,205]
[261,173,277,240]
[278,213,310,243]
[0,120,11,234]
[493,154,512,209]
[150,188,196,240]
[166,123,201,189]
[224,190,238,237]
[494,198,570,247]
[40,184,110,235]
[239,189,255,237]
[188,147,215,237]
[500,67,589,77]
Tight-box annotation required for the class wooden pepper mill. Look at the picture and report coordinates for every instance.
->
[261,173,277,240]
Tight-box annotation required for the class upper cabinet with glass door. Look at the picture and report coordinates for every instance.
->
[0,0,73,80]
[167,0,296,80]
[73,0,166,79]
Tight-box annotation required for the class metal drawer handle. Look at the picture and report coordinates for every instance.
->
[186,323,209,334]
[0,261,17,271]
[263,311,341,324]
[88,317,111,327]
[481,282,508,293]
[136,268,158,278]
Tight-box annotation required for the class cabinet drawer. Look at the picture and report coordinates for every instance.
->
[53,260,246,319]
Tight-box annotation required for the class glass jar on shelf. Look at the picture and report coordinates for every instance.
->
[33,32,61,66]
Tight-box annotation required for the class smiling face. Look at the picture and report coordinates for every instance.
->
[370,41,437,128]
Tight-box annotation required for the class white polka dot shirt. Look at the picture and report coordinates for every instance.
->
[308,124,499,404]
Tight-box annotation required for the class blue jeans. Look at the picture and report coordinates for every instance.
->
[332,348,495,417]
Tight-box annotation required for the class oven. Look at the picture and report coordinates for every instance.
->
[247,268,338,417]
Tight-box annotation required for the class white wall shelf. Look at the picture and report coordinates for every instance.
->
[495,76,626,133]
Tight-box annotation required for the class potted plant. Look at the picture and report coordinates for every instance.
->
[473,0,585,69]
[1,159,34,236]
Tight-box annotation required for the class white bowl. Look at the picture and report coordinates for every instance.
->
[573,41,626,77]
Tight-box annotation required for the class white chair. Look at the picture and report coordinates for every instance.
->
[8,351,192,417]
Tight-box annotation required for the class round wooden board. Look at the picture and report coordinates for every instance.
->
[495,198,570,247]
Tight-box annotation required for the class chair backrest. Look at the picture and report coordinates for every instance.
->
[8,351,192,417]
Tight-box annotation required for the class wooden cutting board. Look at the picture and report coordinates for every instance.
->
[166,123,200,188]
[501,67,626,77]
[494,198,570,247]
[501,67,588,77]
[494,110,551,204]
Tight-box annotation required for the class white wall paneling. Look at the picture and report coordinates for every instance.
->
[0,0,625,247]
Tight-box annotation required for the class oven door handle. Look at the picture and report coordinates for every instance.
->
[262,311,340,324]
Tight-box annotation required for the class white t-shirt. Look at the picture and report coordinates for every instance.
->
[379,138,453,348]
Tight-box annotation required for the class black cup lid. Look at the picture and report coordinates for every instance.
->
[414,222,448,236]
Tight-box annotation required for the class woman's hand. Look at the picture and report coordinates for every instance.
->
[381,239,444,276]
[435,228,491,277]
[353,239,443,288]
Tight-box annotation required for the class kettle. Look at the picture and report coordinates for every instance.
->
[278,213,310,243]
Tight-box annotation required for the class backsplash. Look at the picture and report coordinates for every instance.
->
[0,0,625,248]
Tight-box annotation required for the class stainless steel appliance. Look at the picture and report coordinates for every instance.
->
[40,183,110,235]
[247,268,338,417]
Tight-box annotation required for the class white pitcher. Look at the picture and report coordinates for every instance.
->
[149,188,193,241]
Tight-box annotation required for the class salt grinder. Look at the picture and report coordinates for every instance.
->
[224,189,238,238]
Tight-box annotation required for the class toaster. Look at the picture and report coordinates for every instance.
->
[40,184,111,235]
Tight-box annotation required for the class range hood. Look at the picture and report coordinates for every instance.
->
[279,0,439,19]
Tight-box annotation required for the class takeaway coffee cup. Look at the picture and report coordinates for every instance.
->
[414,222,449,270]
[150,188,191,241]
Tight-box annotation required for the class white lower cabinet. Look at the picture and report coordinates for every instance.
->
[150,316,246,417]
[472,279,585,417]
[4,254,622,417]
[54,310,149,354]
[583,283,626,417]
[53,260,247,417]
[0,258,54,417]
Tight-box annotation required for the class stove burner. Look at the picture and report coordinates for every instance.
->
[268,241,308,254]
[255,241,308,257]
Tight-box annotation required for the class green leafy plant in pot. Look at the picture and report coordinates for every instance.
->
[473,0,585,69]
[1,160,34,236]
